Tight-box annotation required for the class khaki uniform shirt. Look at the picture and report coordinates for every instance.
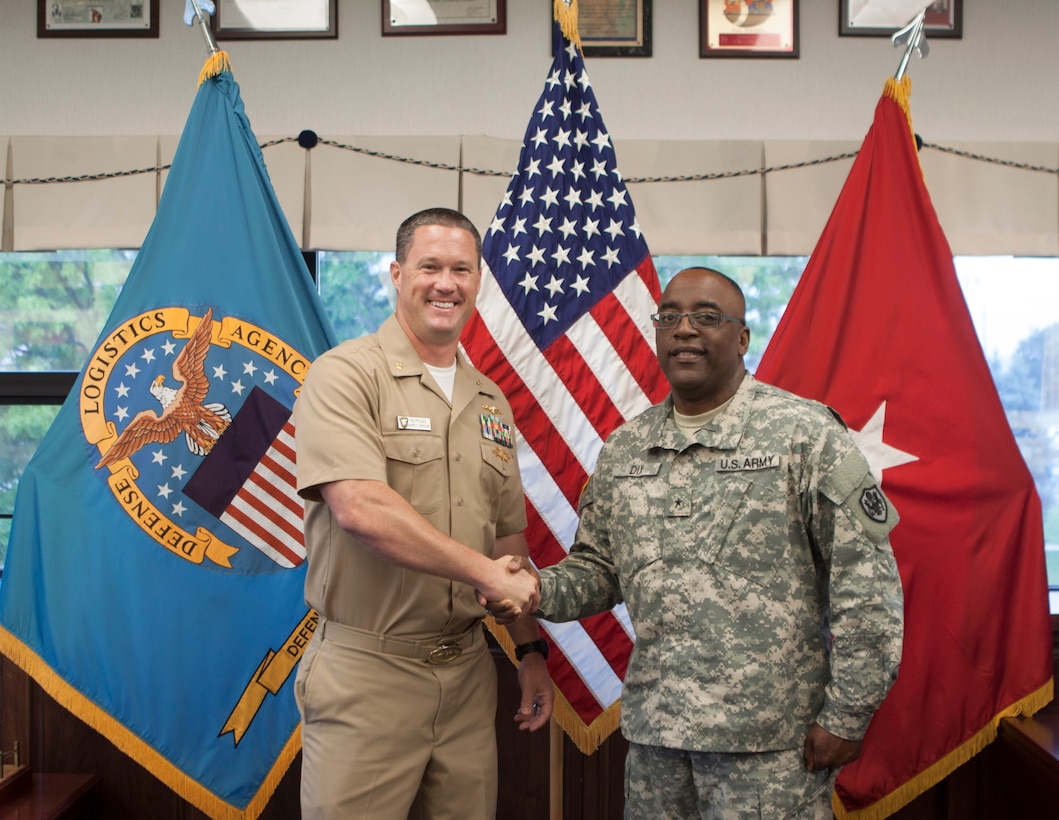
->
[294,315,527,640]
[538,374,904,752]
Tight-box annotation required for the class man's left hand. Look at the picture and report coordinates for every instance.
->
[513,652,553,732]
[803,723,861,771]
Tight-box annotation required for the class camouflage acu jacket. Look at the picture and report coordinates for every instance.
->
[538,374,904,752]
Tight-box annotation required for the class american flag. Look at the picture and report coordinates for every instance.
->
[183,386,305,569]
[461,14,669,749]
[219,420,303,569]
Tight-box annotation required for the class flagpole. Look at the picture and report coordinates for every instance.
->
[549,720,563,819]
[189,0,220,56]
[891,9,927,81]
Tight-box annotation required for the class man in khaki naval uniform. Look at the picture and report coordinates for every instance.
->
[293,208,551,820]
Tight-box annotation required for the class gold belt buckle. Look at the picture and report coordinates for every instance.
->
[425,643,462,665]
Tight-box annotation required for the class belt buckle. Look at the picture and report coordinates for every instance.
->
[425,643,462,665]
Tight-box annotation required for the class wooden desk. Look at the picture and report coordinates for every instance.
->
[0,773,98,820]
[985,698,1059,818]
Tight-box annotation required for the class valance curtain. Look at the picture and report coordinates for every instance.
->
[5,136,1057,257]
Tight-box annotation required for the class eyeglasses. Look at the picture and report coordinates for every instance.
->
[650,311,745,330]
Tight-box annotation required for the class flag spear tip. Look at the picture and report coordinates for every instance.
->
[189,0,220,58]
[188,0,230,85]
[891,9,929,81]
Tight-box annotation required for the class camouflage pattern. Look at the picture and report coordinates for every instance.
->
[538,374,904,752]
[624,742,835,819]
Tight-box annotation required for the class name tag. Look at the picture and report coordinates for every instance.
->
[716,453,781,472]
[612,461,662,478]
[397,415,431,431]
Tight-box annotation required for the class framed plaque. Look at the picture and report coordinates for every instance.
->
[839,0,962,39]
[580,0,652,58]
[700,0,799,59]
[38,0,159,38]
[382,0,506,36]
[213,0,337,40]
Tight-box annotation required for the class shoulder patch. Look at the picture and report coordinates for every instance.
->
[859,485,888,523]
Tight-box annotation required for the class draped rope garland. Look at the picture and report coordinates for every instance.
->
[3,136,1056,189]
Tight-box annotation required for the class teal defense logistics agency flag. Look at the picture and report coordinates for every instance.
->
[0,56,337,819]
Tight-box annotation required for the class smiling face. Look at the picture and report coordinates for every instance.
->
[390,223,482,366]
[655,268,750,415]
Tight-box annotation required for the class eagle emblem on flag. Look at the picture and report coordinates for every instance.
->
[95,307,231,468]
[82,306,310,571]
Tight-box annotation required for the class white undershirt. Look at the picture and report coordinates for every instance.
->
[424,361,457,402]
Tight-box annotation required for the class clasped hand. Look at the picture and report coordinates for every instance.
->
[477,555,540,623]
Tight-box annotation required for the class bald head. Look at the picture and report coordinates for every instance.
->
[663,267,746,318]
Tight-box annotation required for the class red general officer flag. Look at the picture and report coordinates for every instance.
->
[756,76,1053,818]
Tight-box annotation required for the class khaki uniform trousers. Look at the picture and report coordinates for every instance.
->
[296,620,498,820]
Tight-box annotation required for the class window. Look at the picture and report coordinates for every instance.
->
[2,250,1056,610]
[0,250,132,568]
[316,251,393,343]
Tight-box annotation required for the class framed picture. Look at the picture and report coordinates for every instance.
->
[382,0,506,36]
[212,0,337,40]
[839,0,962,39]
[580,0,652,58]
[38,0,158,38]
[700,0,799,59]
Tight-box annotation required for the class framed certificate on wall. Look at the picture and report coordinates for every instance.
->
[382,0,506,36]
[38,0,159,38]
[699,0,799,59]
[213,0,338,40]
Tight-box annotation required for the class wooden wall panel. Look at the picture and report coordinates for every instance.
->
[3,620,1057,819]
[0,638,622,820]
[492,638,552,818]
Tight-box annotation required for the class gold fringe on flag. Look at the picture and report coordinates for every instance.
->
[833,675,1054,820]
[553,0,583,53]
[882,75,912,120]
[199,51,232,87]
[550,688,622,756]
[882,76,918,159]
[0,624,296,820]
[485,617,621,755]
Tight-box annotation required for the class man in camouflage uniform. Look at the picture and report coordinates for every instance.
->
[532,267,904,818]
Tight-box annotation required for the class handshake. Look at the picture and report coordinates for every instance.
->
[476,554,541,624]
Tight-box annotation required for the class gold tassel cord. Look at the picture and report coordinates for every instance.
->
[883,75,913,127]
[882,75,925,181]
[199,51,232,86]
[553,0,582,53]
[884,75,917,154]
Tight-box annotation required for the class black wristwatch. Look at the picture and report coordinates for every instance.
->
[514,638,550,662]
